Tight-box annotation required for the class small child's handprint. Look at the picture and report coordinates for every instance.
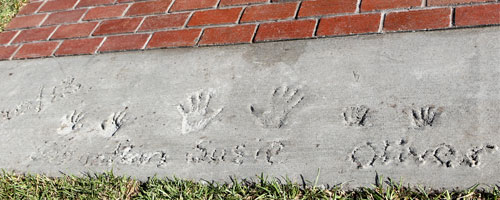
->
[343,105,369,126]
[250,85,304,128]
[100,111,126,137]
[177,89,223,134]
[406,105,440,128]
[57,110,84,135]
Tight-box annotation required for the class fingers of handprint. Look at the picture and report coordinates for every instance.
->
[426,107,436,123]
[272,87,279,97]
[282,86,290,97]
[194,92,202,112]
[116,112,126,125]
[285,88,299,103]
[199,91,211,114]
[412,109,421,120]
[112,112,118,122]
[273,86,288,98]
[422,107,429,118]
[351,107,357,114]
[76,112,84,122]
[287,91,304,108]
[361,107,369,116]
[189,94,196,112]
[69,110,76,121]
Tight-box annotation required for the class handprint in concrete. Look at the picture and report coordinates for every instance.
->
[177,89,223,134]
[407,105,440,128]
[100,111,126,137]
[57,110,84,135]
[343,105,369,126]
[250,85,304,128]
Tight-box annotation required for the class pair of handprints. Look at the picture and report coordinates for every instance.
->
[177,85,304,134]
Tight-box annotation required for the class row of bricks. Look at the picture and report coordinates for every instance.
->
[18,0,500,17]
[0,3,498,60]
[10,0,500,30]
[2,3,498,46]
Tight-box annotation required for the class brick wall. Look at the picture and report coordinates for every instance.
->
[0,0,498,60]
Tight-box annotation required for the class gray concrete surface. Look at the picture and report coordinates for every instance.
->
[0,27,499,189]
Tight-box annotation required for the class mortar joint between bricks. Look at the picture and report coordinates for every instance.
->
[46,25,59,40]
[37,14,51,29]
[7,45,22,61]
[89,20,102,36]
[134,17,147,33]
[236,6,246,24]
[450,7,455,27]
[293,1,302,19]
[312,18,320,37]
[121,3,134,17]
[142,34,153,49]
[194,28,204,46]
[78,7,91,23]
[95,36,107,53]
[215,0,223,8]
[356,0,362,13]
[7,31,22,46]
[72,0,82,9]
[165,0,176,13]
[50,40,64,57]
[34,0,48,14]
[251,23,260,43]
[378,12,386,33]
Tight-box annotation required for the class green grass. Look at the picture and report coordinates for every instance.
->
[0,0,27,31]
[0,171,499,199]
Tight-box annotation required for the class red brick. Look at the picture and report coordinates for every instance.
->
[427,0,493,6]
[5,14,46,30]
[219,0,267,6]
[93,18,143,35]
[51,22,98,39]
[99,34,150,52]
[55,38,104,56]
[170,0,218,12]
[83,4,128,20]
[361,0,421,11]
[298,0,357,17]
[126,0,172,16]
[42,9,86,26]
[455,4,500,26]
[188,8,242,26]
[12,26,56,43]
[384,8,451,31]
[0,31,18,45]
[0,46,19,60]
[241,2,298,23]
[14,41,59,59]
[17,2,42,15]
[147,29,201,48]
[39,0,78,12]
[199,24,256,45]
[139,13,190,31]
[254,20,316,42]
[76,0,115,7]
[317,13,381,36]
